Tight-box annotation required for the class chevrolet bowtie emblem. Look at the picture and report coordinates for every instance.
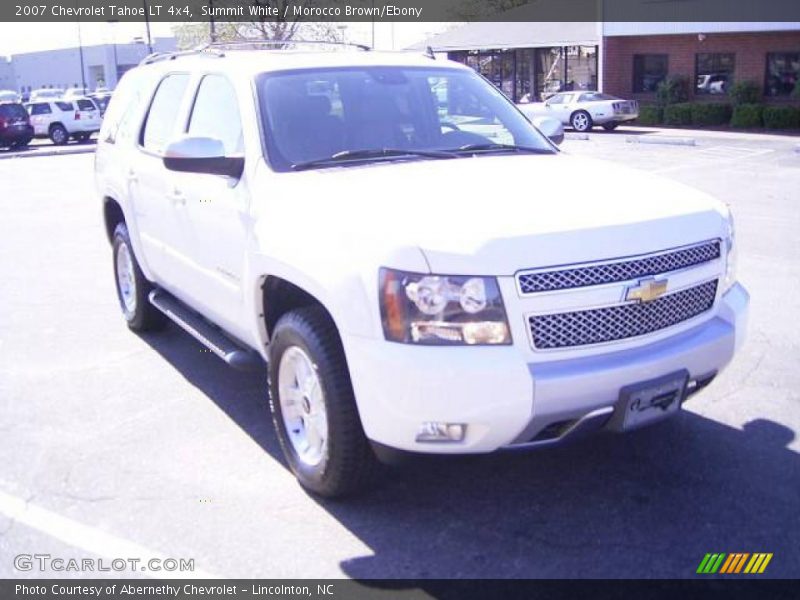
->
[626,277,668,303]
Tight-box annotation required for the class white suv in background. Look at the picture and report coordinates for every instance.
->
[26,98,101,144]
[94,43,749,497]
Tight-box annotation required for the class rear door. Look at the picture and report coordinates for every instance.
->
[126,72,193,287]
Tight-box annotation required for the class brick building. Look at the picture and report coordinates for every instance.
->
[603,23,800,103]
[418,22,800,103]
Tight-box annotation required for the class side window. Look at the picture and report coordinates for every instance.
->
[187,75,243,155]
[55,101,73,111]
[141,73,190,154]
[76,99,96,111]
[546,93,565,104]
[29,103,52,115]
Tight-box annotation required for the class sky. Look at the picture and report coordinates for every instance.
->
[0,21,451,57]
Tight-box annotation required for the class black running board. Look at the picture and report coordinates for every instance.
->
[148,289,263,372]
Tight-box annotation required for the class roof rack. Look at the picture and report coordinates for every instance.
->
[140,39,372,65]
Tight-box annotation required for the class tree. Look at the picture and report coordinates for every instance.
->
[173,0,343,51]
[448,0,532,21]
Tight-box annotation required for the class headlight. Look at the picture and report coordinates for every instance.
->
[722,208,737,293]
[379,269,511,345]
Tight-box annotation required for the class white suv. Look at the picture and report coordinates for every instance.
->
[95,44,749,497]
[26,98,101,144]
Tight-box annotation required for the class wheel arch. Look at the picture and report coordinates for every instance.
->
[103,196,125,244]
[261,276,341,344]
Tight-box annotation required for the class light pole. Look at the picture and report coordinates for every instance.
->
[108,20,119,88]
[142,0,153,53]
[208,0,217,43]
[75,2,87,91]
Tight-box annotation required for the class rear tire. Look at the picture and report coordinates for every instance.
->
[570,110,593,132]
[268,306,379,498]
[112,222,166,332]
[49,124,68,145]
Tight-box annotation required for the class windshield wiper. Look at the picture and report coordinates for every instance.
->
[291,148,457,171]
[453,143,553,155]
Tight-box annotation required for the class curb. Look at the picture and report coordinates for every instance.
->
[626,136,696,147]
[0,146,96,161]
[565,133,590,141]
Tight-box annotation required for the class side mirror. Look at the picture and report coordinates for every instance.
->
[530,116,564,146]
[163,136,244,179]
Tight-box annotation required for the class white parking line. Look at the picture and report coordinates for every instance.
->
[0,489,219,579]
[652,146,775,174]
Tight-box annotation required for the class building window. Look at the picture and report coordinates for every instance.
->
[765,52,800,97]
[633,54,668,93]
[696,53,735,95]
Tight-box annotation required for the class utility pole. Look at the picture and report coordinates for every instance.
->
[75,1,87,90]
[142,0,153,53]
[208,0,217,43]
[108,20,119,88]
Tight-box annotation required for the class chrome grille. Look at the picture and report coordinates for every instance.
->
[518,241,720,294]
[529,280,718,349]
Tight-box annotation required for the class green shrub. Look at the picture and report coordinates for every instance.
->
[730,104,764,128]
[690,103,733,126]
[656,76,690,105]
[728,81,761,106]
[792,79,800,99]
[663,103,693,126]
[762,106,800,129]
[637,105,663,126]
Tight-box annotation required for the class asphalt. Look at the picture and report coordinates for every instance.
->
[0,128,798,580]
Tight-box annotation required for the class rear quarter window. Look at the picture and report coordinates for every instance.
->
[77,99,96,111]
[56,101,74,111]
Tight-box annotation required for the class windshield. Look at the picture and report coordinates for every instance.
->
[257,66,555,172]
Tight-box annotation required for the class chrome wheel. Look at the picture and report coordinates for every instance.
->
[116,243,137,314]
[572,112,591,132]
[278,346,328,467]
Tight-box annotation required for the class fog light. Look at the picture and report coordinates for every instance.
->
[415,422,466,443]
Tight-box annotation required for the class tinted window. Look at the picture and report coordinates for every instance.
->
[546,93,566,104]
[141,73,190,153]
[696,53,735,95]
[0,104,28,119]
[765,52,800,97]
[55,101,73,111]
[187,75,243,155]
[633,54,668,93]
[77,99,96,111]
[579,92,619,102]
[28,103,51,115]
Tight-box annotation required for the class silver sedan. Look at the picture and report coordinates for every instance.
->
[518,91,639,132]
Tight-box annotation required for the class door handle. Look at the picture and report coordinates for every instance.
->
[168,189,186,206]
[126,169,138,183]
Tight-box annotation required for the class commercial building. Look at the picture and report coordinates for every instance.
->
[5,37,176,94]
[418,22,800,103]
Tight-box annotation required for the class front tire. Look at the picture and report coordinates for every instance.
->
[268,307,379,497]
[112,222,165,332]
[570,110,593,132]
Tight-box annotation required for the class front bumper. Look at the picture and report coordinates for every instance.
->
[345,283,749,454]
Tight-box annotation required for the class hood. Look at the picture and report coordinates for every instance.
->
[265,153,728,275]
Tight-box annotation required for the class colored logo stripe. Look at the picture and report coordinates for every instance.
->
[698,553,773,574]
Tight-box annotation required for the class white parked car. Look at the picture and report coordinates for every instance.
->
[26,98,101,144]
[518,91,639,132]
[29,88,65,101]
[95,45,748,497]
[0,90,21,104]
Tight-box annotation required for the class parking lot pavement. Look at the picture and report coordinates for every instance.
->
[0,138,96,160]
[1,136,799,579]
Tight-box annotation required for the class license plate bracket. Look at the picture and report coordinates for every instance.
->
[614,370,689,431]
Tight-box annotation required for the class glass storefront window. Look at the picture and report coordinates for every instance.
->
[765,52,800,97]
[633,54,668,93]
[536,47,565,99]
[566,46,598,92]
[696,53,735,95]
